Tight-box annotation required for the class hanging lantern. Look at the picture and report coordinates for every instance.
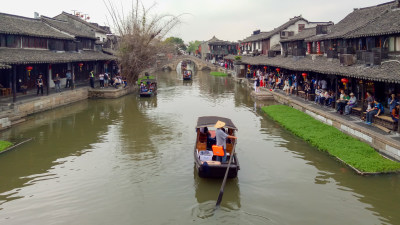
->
[264,66,267,72]
[78,62,84,71]
[26,66,33,77]
[247,65,250,68]
[276,68,280,73]
[302,73,307,78]
[87,16,90,20]
[81,15,84,18]
[341,78,349,89]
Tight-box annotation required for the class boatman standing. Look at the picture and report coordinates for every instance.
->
[214,120,237,163]
[89,70,95,88]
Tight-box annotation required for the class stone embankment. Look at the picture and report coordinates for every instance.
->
[0,86,137,131]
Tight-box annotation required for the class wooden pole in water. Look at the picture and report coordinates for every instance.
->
[216,143,236,207]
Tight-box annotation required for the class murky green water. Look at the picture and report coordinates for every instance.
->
[0,69,399,225]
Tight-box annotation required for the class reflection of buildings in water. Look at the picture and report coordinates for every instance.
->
[193,166,241,209]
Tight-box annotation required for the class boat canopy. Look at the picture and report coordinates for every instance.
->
[140,79,157,83]
[196,116,238,130]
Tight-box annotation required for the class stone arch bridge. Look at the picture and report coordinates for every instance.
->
[160,55,225,72]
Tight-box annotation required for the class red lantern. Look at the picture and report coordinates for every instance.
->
[26,66,33,76]
[276,68,280,73]
[81,15,84,18]
[87,17,90,20]
[302,73,307,77]
[78,63,84,71]
[341,78,349,89]
[247,65,250,68]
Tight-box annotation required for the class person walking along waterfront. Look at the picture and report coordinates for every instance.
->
[53,73,61,93]
[89,70,95,88]
[36,74,44,96]
[65,70,72,88]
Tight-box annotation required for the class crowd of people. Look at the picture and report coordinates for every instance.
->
[246,67,400,126]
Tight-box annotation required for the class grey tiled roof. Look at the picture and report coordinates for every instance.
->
[225,54,400,83]
[305,1,395,42]
[0,63,11,69]
[58,12,108,34]
[242,16,307,42]
[345,4,400,38]
[270,44,281,51]
[0,48,116,64]
[41,16,96,39]
[280,27,316,42]
[0,13,74,40]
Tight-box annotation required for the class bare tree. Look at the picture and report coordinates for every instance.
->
[104,0,182,84]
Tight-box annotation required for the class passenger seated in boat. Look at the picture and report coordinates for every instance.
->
[140,82,147,92]
[200,127,215,148]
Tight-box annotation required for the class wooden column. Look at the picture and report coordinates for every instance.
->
[45,64,50,95]
[360,80,365,112]
[334,76,338,108]
[12,65,16,103]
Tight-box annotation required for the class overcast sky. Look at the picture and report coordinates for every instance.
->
[1,0,390,43]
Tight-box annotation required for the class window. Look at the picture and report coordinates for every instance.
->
[6,35,19,48]
[22,37,47,49]
[388,36,400,52]
[298,24,305,32]
[0,34,5,47]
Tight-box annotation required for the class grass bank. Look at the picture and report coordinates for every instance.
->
[262,105,400,173]
[210,72,227,77]
[0,140,13,153]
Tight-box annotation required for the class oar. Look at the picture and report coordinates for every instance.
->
[216,142,236,207]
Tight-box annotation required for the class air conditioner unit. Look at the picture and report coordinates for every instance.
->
[340,54,354,66]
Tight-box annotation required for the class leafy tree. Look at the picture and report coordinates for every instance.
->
[186,40,201,54]
[164,37,186,50]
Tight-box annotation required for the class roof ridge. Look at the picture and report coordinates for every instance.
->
[60,11,107,33]
[355,0,395,11]
[0,12,40,21]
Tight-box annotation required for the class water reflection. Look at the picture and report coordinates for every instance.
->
[193,167,241,210]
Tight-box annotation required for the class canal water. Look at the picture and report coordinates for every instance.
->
[0,68,399,225]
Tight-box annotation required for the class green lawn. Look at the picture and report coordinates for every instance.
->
[0,140,13,153]
[262,105,400,173]
[137,76,155,85]
[210,72,227,77]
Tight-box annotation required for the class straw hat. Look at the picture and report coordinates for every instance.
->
[214,120,226,129]
[350,92,354,96]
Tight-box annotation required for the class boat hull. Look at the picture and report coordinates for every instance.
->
[194,149,239,179]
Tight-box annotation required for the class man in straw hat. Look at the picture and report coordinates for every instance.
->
[214,120,237,163]
[344,92,357,115]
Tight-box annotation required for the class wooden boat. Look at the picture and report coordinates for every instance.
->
[139,78,157,97]
[194,116,240,178]
[183,70,192,80]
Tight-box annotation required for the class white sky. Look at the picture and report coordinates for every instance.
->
[1,0,391,43]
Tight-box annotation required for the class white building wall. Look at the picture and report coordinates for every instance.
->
[95,32,107,43]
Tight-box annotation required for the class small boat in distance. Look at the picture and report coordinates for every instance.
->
[183,70,192,80]
[194,116,240,178]
[139,77,157,97]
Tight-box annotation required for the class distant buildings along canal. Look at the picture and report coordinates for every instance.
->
[225,0,400,132]
[0,11,117,102]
